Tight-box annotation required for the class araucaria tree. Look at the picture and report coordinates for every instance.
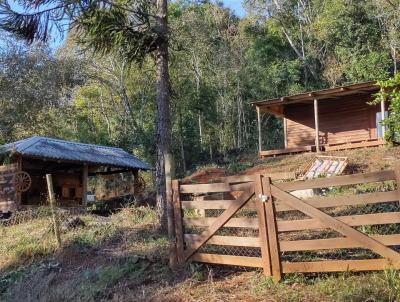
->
[0,0,171,231]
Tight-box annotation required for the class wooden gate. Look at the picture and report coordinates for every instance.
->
[173,167,400,281]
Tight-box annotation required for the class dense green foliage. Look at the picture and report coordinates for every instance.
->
[0,0,399,176]
[373,73,400,142]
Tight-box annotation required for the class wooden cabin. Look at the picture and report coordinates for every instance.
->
[252,81,387,157]
[0,136,152,213]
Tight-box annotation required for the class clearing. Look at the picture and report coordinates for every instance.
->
[2,146,400,302]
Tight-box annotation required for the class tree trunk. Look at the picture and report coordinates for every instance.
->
[155,0,171,233]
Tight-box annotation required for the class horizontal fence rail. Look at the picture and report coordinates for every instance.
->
[172,166,400,281]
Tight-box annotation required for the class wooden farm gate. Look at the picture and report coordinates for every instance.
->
[173,167,400,281]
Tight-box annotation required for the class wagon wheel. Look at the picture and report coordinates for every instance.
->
[13,171,31,193]
[135,176,146,194]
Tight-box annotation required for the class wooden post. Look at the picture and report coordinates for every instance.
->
[254,174,272,276]
[46,174,62,248]
[166,153,177,269]
[263,176,282,282]
[381,99,386,138]
[283,118,288,149]
[314,99,320,152]
[172,179,185,265]
[257,107,262,154]
[133,169,139,195]
[82,164,88,208]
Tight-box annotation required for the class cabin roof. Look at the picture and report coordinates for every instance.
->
[252,81,379,108]
[0,136,152,170]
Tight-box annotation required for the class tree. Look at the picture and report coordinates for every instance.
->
[0,0,172,231]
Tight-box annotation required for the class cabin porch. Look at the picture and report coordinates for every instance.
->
[253,81,387,158]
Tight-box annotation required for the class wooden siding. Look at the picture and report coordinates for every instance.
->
[284,94,381,148]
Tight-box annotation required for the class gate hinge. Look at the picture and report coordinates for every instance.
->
[259,194,269,202]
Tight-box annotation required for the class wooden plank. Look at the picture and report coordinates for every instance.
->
[263,177,281,282]
[282,259,399,273]
[254,174,272,276]
[278,212,400,232]
[280,234,400,252]
[182,190,398,211]
[184,185,254,260]
[276,170,395,191]
[180,183,231,194]
[191,253,263,268]
[0,201,16,211]
[182,199,257,210]
[184,217,258,228]
[172,180,185,264]
[324,140,385,151]
[275,190,399,212]
[393,162,400,202]
[260,146,313,157]
[271,185,400,263]
[185,212,400,231]
[184,234,260,247]
[179,182,251,194]
[221,172,296,184]
[0,163,18,173]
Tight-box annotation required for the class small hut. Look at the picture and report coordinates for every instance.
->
[0,136,152,213]
[252,81,387,157]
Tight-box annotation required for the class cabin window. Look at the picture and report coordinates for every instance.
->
[376,111,388,138]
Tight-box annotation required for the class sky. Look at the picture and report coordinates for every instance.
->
[8,0,246,49]
[223,0,246,17]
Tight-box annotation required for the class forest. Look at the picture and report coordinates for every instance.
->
[0,0,399,177]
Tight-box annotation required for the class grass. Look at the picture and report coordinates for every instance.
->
[2,206,400,301]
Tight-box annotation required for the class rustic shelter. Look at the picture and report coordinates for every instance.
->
[252,81,387,157]
[0,136,152,213]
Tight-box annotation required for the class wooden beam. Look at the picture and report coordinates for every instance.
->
[314,99,320,152]
[254,175,272,276]
[191,253,263,268]
[282,259,399,273]
[263,177,282,282]
[283,118,288,149]
[82,164,88,207]
[257,107,262,153]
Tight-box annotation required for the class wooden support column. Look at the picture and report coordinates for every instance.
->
[283,118,288,149]
[314,99,320,152]
[82,164,88,208]
[381,99,386,138]
[257,107,262,154]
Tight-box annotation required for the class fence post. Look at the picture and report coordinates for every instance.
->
[394,162,400,204]
[254,174,272,276]
[172,180,185,265]
[263,176,282,283]
[46,174,62,248]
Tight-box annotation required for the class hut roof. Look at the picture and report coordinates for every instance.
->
[1,136,152,170]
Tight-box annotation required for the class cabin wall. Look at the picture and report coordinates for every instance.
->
[284,94,381,148]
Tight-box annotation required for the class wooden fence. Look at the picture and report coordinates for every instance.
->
[172,166,400,281]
